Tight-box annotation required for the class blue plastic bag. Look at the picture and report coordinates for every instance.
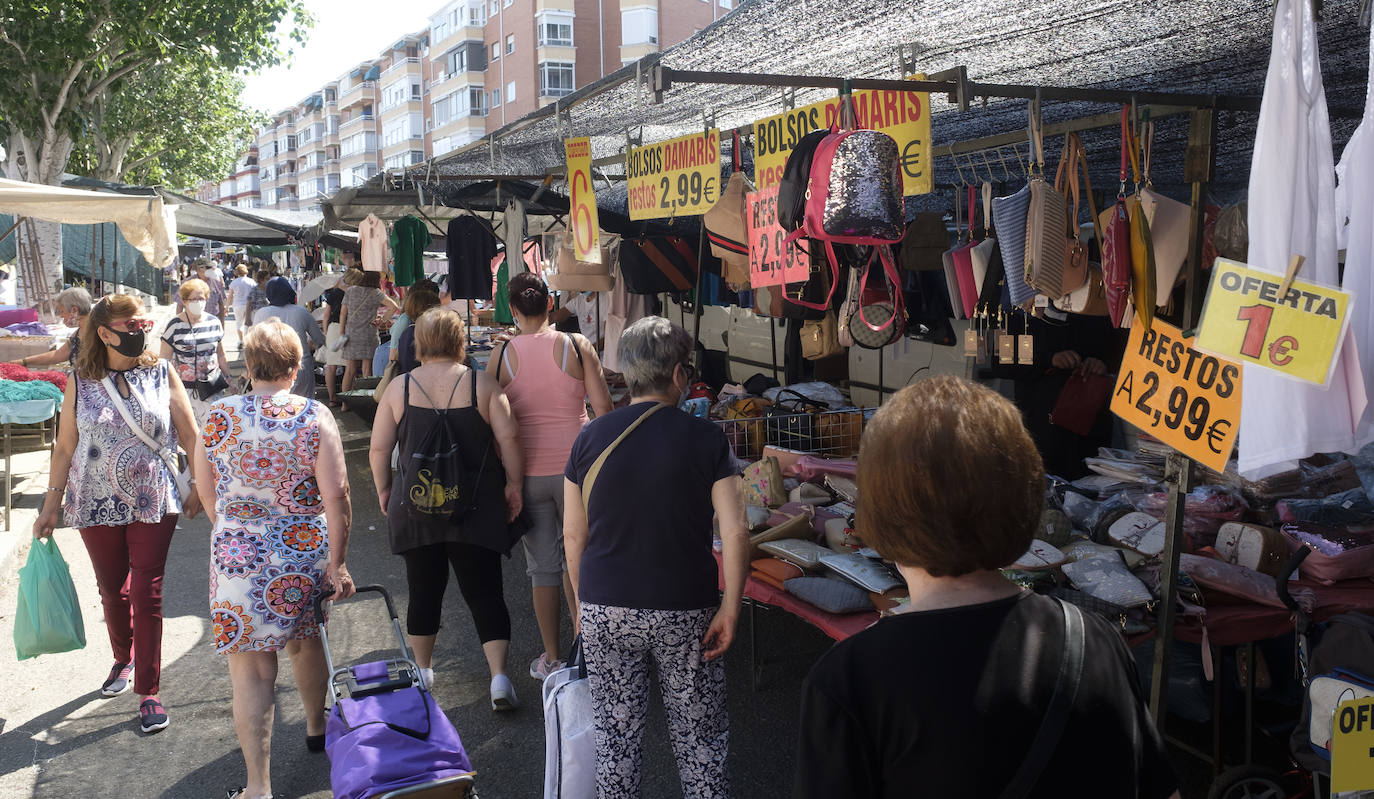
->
[14,537,85,660]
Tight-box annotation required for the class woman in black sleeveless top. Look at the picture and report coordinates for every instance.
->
[369,308,526,711]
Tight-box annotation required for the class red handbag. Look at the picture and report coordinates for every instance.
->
[1099,108,1134,327]
[1050,372,1114,436]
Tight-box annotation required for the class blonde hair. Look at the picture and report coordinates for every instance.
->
[234,264,248,277]
[179,278,209,302]
[414,308,467,361]
[243,320,303,382]
[76,295,158,381]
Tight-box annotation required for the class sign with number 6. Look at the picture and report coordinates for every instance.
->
[564,137,601,264]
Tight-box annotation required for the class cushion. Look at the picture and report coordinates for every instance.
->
[751,558,804,590]
[758,538,831,571]
[784,576,873,614]
[819,552,903,593]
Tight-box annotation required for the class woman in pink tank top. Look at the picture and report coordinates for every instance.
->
[488,272,612,679]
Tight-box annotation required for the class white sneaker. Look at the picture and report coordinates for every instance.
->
[489,673,519,711]
[418,667,434,690]
[529,653,565,681]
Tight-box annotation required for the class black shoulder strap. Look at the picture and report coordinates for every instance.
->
[998,600,1085,799]
[470,366,478,405]
[565,332,585,370]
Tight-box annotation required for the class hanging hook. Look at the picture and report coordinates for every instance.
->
[951,153,968,188]
[995,146,1012,182]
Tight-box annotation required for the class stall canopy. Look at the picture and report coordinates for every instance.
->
[381,0,1369,207]
[0,177,176,267]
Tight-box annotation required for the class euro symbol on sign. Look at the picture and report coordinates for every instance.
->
[1206,418,1232,455]
[900,139,924,179]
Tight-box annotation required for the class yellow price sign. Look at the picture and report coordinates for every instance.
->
[564,137,601,264]
[752,81,931,195]
[1195,257,1352,386]
[626,129,721,221]
[1333,697,1374,793]
[1111,317,1242,474]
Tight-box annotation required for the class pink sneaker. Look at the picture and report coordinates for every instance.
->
[529,653,565,681]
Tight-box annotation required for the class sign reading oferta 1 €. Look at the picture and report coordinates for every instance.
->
[625,129,721,221]
[1195,258,1352,386]
[564,137,601,264]
[752,80,932,195]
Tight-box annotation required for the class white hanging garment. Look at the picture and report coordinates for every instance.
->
[1337,21,1374,442]
[1238,0,1370,479]
[503,198,527,273]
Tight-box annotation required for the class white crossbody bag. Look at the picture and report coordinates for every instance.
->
[101,375,192,501]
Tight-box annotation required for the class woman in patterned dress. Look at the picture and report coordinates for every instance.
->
[194,320,355,799]
[339,269,398,393]
[33,295,204,734]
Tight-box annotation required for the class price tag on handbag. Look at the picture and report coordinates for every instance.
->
[1018,335,1035,364]
[964,328,979,357]
[998,332,1016,362]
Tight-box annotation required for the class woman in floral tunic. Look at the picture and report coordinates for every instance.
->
[194,320,354,799]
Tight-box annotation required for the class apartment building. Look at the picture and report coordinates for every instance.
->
[207,0,734,210]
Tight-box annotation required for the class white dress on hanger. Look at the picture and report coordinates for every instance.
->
[1337,21,1374,442]
[1238,0,1369,479]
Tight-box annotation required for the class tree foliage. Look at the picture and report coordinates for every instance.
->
[0,0,310,185]
[67,61,263,189]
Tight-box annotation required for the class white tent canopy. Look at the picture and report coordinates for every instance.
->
[0,177,176,267]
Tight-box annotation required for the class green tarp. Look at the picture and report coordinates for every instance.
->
[0,213,163,295]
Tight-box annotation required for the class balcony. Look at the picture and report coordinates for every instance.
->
[432,25,485,53]
[340,115,375,133]
[382,57,422,78]
[339,80,376,106]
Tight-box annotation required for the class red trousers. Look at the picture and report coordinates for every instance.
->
[79,515,177,696]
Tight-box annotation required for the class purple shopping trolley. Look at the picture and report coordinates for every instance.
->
[315,585,476,799]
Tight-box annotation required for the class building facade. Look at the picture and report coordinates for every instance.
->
[205,0,733,211]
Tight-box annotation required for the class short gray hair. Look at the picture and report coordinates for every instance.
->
[619,316,692,397]
[55,286,92,315]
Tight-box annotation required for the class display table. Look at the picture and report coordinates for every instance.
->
[0,398,56,530]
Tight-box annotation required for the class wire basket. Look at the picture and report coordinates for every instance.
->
[714,408,868,461]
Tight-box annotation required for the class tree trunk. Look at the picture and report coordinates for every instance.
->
[4,131,73,310]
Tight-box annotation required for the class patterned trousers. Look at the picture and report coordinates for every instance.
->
[579,602,730,799]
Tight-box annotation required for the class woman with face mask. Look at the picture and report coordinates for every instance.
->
[160,278,234,422]
[10,286,92,370]
[33,294,204,735]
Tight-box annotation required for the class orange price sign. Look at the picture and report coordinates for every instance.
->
[564,137,601,264]
[747,185,810,288]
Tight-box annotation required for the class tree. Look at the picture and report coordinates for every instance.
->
[0,0,308,186]
[68,61,263,190]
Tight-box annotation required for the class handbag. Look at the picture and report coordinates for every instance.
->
[102,374,192,501]
[1056,265,1110,316]
[1053,133,1100,294]
[1049,371,1114,436]
[765,389,827,451]
[991,183,1035,307]
[1100,108,1135,327]
[836,260,862,348]
[704,135,755,288]
[742,456,788,508]
[801,312,843,360]
[952,187,981,319]
[899,212,949,271]
[1023,110,1069,298]
[542,637,596,799]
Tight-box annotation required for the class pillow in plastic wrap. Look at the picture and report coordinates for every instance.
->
[784,576,873,614]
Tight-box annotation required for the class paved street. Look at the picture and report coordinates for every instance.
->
[0,353,833,799]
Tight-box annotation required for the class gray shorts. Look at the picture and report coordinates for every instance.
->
[521,474,566,587]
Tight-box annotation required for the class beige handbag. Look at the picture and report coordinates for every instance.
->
[1023,114,1069,298]
[704,170,755,289]
[552,230,620,276]
[1138,121,1191,308]
[801,311,843,360]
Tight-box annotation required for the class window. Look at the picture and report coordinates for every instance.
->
[539,61,574,97]
[719,0,731,6]
[410,150,425,165]
[468,4,484,25]
[504,0,512,6]
[432,20,448,42]
[411,82,422,100]
[505,34,515,55]
[469,87,488,116]
[621,7,659,45]
[489,0,497,15]
[433,94,452,126]
[506,81,516,102]
[491,88,501,107]
[537,13,574,47]
[491,42,500,61]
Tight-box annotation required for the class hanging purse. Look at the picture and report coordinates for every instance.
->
[1124,114,1157,330]
[704,131,755,289]
[836,260,861,348]
[969,182,998,296]
[801,312,843,360]
[1022,103,1070,298]
[898,212,950,271]
[1054,134,1092,294]
[952,186,981,319]
[1138,120,1191,309]
[1099,108,1134,327]
[1055,135,1110,316]
[993,184,1035,308]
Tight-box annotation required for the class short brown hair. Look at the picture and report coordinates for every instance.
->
[243,320,302,382]
[402,288,441,320]
[413,308,466,361]
[355,270,381,289]
[179,278,209,301]
[255,270,271,283]
[856,376,1044,576]
[76,295,159,381]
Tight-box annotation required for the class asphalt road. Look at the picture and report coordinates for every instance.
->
[0,393,834,799]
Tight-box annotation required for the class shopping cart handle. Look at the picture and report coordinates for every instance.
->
[313,584,400,626]
[1276,545,1313,612]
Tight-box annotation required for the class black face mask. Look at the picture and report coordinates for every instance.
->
[105,326,147,357]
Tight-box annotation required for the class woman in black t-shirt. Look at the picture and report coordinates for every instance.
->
[794,376,1179,799]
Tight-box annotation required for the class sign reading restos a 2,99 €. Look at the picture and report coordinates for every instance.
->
[564,137,601,264]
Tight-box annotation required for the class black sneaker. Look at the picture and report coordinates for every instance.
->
[100,662,133,697]
[139,697,169,733]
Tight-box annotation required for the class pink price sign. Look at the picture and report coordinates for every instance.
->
[747,185,809,288]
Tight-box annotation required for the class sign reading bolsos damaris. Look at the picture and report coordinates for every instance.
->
[626,129,721,221]
[752,81,932,195]
[564,137,601,264]
[1111,317,1242,473]
[746,185,810,288]
[1195,258,1352,386]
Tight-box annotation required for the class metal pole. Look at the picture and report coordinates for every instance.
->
[692,224,706,365]
[1148,106,1216,730]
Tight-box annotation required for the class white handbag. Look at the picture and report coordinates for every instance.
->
[101,375,191,501]
[1140,187,1191,307]
[542,643,596,799]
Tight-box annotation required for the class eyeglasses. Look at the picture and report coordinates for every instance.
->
[680,362,697,382]
[109,317,156,333]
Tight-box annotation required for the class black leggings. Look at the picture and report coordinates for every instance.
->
[401,542,511,643]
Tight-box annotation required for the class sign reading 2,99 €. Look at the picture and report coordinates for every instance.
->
[626,129,721,221]
[564,137,601,264]
[1111,318,1242,473]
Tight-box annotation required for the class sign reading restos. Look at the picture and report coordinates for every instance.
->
[564,137,600,264]
[747,184,809,288]
[752,84,932,195]
[626,129,721,221]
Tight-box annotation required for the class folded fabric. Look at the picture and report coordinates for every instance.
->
[784,576,874,614]
[0,362,68,391]
[0,377,64,403]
